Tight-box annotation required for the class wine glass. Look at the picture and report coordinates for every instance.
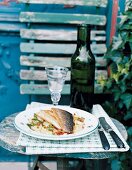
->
[45,66,68,105]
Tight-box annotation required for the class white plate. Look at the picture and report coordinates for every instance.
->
[14,106,99,140]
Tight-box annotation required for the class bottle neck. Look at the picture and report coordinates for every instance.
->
[77,25,91,49]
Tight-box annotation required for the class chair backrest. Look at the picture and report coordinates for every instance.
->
[18,0,108,96]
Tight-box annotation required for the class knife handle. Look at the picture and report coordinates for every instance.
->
[99,131,110,150]
[110,131,125,148]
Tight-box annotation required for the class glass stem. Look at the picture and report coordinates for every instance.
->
[51,92,61,105]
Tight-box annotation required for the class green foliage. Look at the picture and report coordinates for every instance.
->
[98,1,132,169]
[111,159,122,170]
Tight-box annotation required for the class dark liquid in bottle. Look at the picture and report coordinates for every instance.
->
[70,25,95,112]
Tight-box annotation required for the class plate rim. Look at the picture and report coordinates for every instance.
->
[14,106,99,140]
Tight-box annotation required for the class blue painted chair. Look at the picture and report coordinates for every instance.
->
[17,0,119,169]
[19,0,110,98]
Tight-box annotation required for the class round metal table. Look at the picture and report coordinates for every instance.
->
[0,113,128,170]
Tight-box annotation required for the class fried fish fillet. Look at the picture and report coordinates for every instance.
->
[51,108,74,133]
[37,110,61,129]
[37,108,74,134]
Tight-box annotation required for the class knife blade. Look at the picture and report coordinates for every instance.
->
[98,125,110,150]
[99,117,125,148]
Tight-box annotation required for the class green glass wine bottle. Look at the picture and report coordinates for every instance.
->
[70,24,95,112]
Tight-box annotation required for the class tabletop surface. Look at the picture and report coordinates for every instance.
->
[0,112,128,159]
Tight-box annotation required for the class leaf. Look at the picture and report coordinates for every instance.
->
[119,80,127,92]
[118,102,124,109]
[104,42,123,60]
[105,79,112,89]
[119,153,127,161]
[127,127,132,136]
[110,63,118,74]
[117,63,124,72]
[127,34,132,42]
[114,92,121,101]
[119,16,128,29]
[112,39,122,50]
[120,23,132,31]
[124,111,132,121]
[124,9,132,19]
[111,160,122,170]
[120,31,129,41]
[120,93,132,109]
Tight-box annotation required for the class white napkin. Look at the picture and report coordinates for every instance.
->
[16,103,129,154]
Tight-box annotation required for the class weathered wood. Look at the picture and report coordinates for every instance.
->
[20,83,104,94]
[20,12,106,26]
[20,29,106,41]
[0,23,24,32]
[20,70,71,81]
[18,0,109,95]
[96,57,107,67]
[20,70,107,81]
[20,84,70,95]
[18,0,108,7]
[0,13,19,22]
[20,55,107,68]
[20,43,107,55]
[20,56,71,67]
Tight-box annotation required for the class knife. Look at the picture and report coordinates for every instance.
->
[98,125,110,150]
[99,117,125,148]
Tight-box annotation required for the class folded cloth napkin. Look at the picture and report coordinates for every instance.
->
[17,131,118,154]
[16,103,129,154]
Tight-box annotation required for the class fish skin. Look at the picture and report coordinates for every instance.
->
[51,108,74,133]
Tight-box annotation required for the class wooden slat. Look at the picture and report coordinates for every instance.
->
[20,43,107,54]
[20,83,104,95]
[20,70,71,81]
[20,55,107,68]
[20,56,70,67]
[20,70,107,81]
[0,14,19,22]
[20,42,76,54]
[96,70,108,79]
[0,23,24,32]
[96,57,107,67]
[18,0,108,7]
[91,30,106,41]
[20,12,106,26]
[20,28,76,41]
[20,29,106,41]
[20,84,70,95]
[18,0,108,96]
